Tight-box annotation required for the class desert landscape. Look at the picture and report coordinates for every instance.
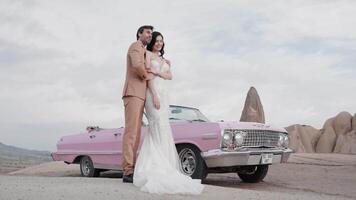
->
[1,1,356,199]
[1,87,356,199]
[1,152,355,200]
[242,87,356,155]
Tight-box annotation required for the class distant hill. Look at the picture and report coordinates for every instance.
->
[0,142,52,174]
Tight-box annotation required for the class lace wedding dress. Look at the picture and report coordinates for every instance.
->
[133,58,204,195]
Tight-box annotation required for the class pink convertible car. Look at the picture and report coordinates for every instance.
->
[52,105,292,183]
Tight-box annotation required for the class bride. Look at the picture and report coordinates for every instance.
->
[133,31,205,195]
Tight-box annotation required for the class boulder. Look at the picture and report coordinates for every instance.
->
[332,112,353,153]
[338,130,356,154]
[286,124,321,153]
[334,134,346,153]
[286,125,306,153]
[322,117,334,130]
[287,112,356,154]
[240,87,265,123]
[333,112,352,135]
[303,125,322,152]
[316,126,337,153]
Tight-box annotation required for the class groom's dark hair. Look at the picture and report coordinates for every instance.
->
[136,25,154,40]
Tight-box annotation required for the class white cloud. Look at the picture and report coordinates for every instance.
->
[0,0,355,150]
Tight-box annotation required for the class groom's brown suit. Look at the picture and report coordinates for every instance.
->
[122,40,148,176]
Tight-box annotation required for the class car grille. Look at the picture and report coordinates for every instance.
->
[242,130,280,147]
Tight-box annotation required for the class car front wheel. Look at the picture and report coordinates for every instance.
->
[177,145,207,180]
[237,165,269,183]
[80,156,100,177]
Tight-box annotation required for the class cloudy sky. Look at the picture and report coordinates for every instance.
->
[1,0,355,151]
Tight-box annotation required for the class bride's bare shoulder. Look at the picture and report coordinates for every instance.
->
[146,50,153,57]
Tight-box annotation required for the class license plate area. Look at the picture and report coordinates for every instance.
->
[261,153,273,164]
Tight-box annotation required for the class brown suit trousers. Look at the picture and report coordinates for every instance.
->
[122,40,148,176]
[122,96,145,175]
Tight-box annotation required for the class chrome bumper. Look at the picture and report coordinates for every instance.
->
[201,148,293,168]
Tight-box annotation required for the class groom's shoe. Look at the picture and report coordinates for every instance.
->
[122,174,133,183]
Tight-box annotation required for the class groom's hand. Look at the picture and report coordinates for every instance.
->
[146,73,154,80]
[147,67,159,75]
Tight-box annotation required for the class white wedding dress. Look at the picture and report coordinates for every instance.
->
[133,59,204,195]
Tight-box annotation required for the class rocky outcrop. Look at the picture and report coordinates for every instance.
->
[288,112,356,154]
[238,87,355,154]
[286,125,321,153]
[334,112,352,135]
[240,87,265,123]
[316,126,337,153]
[333,112,353,153]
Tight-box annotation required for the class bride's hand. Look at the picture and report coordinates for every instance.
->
[153,95,160,110]
[164,59,171,66]
[148,67,159,75]
[146,73,154,80]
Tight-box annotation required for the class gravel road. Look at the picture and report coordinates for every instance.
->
[1,153,355,200]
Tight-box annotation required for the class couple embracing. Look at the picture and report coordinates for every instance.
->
[121,25,204,195]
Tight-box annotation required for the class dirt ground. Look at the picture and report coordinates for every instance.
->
[206,153,356,199]
[1,153,355,199]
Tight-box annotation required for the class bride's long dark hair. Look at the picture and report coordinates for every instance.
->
[147,31,165,58]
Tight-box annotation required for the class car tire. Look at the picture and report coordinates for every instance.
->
[176,144,207,180]
[237,165,269,183]
[80,156,100,177]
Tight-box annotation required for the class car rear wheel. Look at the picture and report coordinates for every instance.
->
[80,156,100,177]
[237,165,268,183]
[177,145,207,180]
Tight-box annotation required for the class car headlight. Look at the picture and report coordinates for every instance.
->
[234,131,245,146]
[223,133,231,141]
[221,130,246,150]
[221,130,234,149]
[278,134,284,147]
[283,134,289,148]
[278,133,289,148]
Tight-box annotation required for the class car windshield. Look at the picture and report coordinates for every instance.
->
[169,105,210,122]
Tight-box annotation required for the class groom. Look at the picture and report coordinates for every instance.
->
[121,25,153,183]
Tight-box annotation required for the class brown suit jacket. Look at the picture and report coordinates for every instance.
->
[122,41,148,100]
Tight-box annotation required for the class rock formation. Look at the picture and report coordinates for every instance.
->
[286,125,321,153]
[238,87,355,154]
[316,126,337,153]
[333,112,353,153]
[240,87,265,123]
[288,112,356,154]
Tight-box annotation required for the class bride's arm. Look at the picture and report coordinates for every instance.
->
[146,51,157,97]
[145,51,154,80]
[147,80,160,109]
[158,71,172,80]
[146,51,160,109]
[157,60,172,80]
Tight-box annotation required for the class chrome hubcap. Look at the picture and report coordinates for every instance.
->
[81,159,91,176]
[179,148,196,176]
